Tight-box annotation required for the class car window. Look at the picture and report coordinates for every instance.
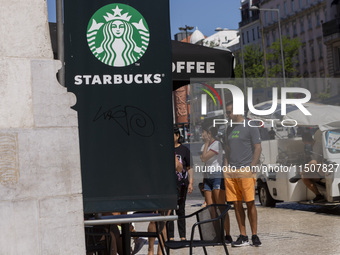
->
[325,130,340,154]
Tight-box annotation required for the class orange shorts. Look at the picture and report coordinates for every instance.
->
[224,175,256,202]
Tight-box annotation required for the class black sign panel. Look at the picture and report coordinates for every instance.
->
[172,40,234,90]
[65,0,176,213]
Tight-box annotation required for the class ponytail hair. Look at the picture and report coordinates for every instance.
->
[202,124,218,138]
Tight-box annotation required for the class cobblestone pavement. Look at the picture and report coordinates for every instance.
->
[134,199,340,255]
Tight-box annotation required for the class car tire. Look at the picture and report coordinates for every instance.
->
[257,181,276,207]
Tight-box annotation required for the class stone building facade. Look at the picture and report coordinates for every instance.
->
[236,0,340,101]
[240,0,263,49]
[259,0,329,78]
[238,0,332,78]
[322,0,340,77]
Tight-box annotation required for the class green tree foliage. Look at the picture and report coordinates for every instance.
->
[235,36,302,81]
[267,36,302,78]
[234,44,265,78]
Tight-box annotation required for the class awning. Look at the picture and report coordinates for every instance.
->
[171,40,234,90]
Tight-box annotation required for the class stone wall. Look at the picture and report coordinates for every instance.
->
[0,0,85,254]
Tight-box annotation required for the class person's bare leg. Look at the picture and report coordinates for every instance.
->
[148,222,156,255]
[110,225,123,255]
[110,233,118,255]
[302,177,321,195]
[213,189,230,236]
[233,201,246,236]
[204,190,214,205]
[224,215,231,236]
[246,200,257,235]
[302,160,321,195]
[212,189,221,204]
[156,210,170,255]
[130,224,138,242]
[156,226,166,255]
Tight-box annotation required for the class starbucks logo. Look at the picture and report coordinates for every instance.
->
[87,4,150,67]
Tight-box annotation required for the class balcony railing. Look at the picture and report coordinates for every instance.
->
[322,18,340,37]
[239,14,260,28]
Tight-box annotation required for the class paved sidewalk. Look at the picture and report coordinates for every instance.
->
[133,199,340,255]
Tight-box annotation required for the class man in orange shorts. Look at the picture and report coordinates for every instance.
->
[224,101,262,247]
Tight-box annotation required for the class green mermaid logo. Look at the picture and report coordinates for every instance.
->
[87,4,150,67]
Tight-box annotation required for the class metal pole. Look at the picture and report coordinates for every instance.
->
[276,9,286,87]
[172,93,176,124]
[186,85,190,139]
[239,27,247,95]
[220,81,227,120]
[185,28,188,43]
[259,11,268,87]
[220,84,227,142]
[56,0,65,86]
[251,7,286,87]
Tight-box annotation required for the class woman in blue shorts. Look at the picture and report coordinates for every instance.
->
[200,125,232,244]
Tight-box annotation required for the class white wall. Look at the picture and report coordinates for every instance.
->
[0,0,85,254]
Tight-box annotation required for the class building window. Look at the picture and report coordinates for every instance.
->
[293,21,297,36]
[324,8,328,23]
[242,32,245,45]
[298,0,302,9]
[336,47,340,71]
[277,5,281,16]
[252,28,255,41]
[284,1,288,16]
[241,6,250,22]
[264,11,268,25]
[310,42,315,61]
[295,55,299,66]
[257,26,260,39]
[247,31,249,43]
[272,30,276,42]
[306,0,310,5]
[300,19,304,33]
[316,12,320,27]
[307,15,312,30]
[303,46,307,63]
[291,0,295,12]
[318,40,323,59]
[286,25,290,37]
[266,34,270,47]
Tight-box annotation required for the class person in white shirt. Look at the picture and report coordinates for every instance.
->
[200,125,232,245]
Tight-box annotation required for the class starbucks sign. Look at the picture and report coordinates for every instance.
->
[65,0,176,214]
[86,3,150,67]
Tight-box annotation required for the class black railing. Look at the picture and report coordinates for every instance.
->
[322,18,340,37]
[239,14,260,28]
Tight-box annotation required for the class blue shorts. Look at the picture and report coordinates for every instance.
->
[204,178,225,191]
